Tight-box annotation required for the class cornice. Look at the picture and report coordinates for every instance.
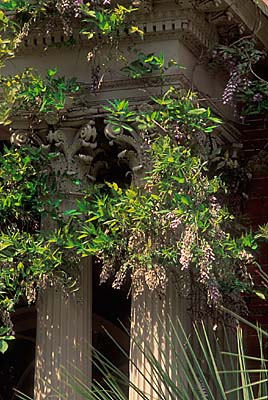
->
[147,0,268,49]
[14,0,268,63]
[135,8,218,53]
[15,8,218,58]
[78,73,190,101]
[222,0,268,48]
[8,71,240,146]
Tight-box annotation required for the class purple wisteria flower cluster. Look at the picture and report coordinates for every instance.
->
[214,40,268,116]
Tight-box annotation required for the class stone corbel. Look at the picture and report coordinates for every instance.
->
[104,122,150,183]
[47,120,101,190]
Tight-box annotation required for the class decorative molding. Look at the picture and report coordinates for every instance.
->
[76,73,190,107]
[131,8,219,53]
[45,122,101,192]
[9,114,240,197]
[10,2,219,57]
[222,0,268,49]
[11,0,268,61]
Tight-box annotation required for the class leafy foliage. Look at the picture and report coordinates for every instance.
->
[0,326,14,354]
[104,88,222,136]
[120,51,181,79]
[0,91,258,348]
[0,145,77,339]
[74,141,255,308]
[26,311,268,400]
[0,1,261,357]
[0,0,144,347]
[214,39,268,116]
[81,3,141,39]
[0,0,142,124]
[0,68,79,124]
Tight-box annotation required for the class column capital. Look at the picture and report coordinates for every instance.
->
[10,113,150,190]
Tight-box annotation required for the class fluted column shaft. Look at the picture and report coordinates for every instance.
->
[129,273,190,400]
[34,259,92,400]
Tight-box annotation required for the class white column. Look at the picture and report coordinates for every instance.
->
[129,272,191,400]
[34,259,92,400]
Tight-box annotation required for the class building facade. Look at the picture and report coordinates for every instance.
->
[1,0,268,398]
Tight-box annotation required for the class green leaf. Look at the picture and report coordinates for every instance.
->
[125,189,137,198]
[209,116,222,124]
[180,195,191,205]
[0,242,12,251]
[188,108,207,115]
[171,175,185,184]
[63,209,82,216]
[17,262,24,272]
[47,68,58,78]
[0,340,8,354]
[254,290,266,300]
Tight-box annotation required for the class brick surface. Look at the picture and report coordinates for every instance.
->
[241,123,268,359]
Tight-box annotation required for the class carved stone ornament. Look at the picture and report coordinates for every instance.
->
[48,120,98,168]
[10,130,30,146]
[104,122,150,184]
[45,117,149,191]
[46,120,100,190]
